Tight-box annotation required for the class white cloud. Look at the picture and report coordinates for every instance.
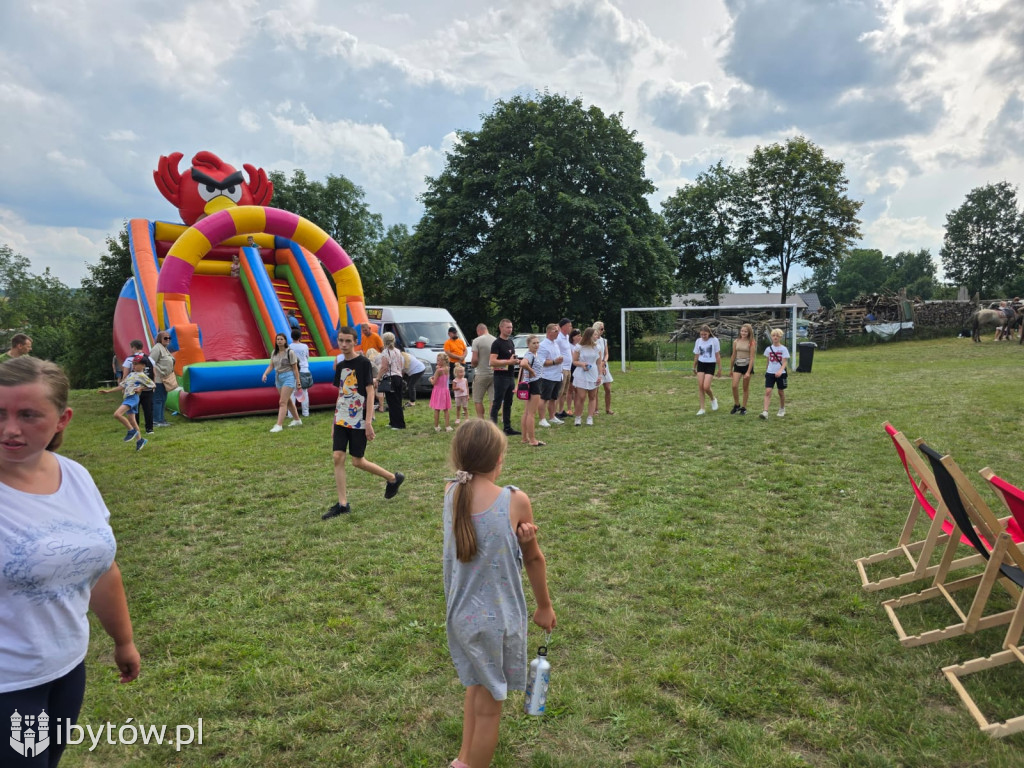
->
[269,106,446,208]
[862,212,945,258]
[104,130,139,142]
[0,208,113,286]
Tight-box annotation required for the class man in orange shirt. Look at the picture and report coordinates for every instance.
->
[361,323,384,354]
[443,327,467,384]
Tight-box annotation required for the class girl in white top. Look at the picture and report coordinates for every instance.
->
[692,324,721,415]
[0,358,140,766]
[593,321,614,415]
[571,327,604,426]
[518,335,545,447]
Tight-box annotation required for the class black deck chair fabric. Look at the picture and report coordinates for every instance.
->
[918,442,1024,588]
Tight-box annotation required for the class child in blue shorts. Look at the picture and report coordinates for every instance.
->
[100,355,155,451]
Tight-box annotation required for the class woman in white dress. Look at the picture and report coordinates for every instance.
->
[593,321,614,415]
[571,327,604,426]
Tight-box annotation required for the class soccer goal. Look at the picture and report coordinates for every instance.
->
[618,303,799,373]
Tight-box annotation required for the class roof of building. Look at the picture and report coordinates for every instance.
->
[798,292,822,313]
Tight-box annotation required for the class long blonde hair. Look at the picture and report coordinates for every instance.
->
[450,420,507,563]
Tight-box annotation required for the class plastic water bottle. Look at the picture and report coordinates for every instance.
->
[523,633,551,716]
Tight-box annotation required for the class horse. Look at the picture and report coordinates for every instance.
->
[970,307,1017,342]
[970,308,1001,342]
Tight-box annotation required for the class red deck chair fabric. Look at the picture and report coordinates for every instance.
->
[885,423,991,548]
[984,471,1024,537]
[856,423,987,592]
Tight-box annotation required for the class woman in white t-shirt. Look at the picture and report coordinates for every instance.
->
[691,324,721,416]
[0,357,140,767]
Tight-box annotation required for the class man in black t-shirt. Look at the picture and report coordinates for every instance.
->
[323,326,405,519]
[489,318,521,436]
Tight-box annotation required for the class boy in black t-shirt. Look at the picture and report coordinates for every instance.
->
[323,326,404,519]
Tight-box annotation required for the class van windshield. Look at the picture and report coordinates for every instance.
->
[393,322,454,348]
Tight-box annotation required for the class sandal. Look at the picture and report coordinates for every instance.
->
[531,441,546,447]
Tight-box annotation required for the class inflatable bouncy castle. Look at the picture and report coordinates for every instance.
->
[112,151,369,418]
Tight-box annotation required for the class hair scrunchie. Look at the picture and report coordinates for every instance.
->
[454,470,473,485]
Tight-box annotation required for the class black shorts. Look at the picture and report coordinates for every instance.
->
[765,372,788,390]
[696,361,717,375]
[528,380,542,396]
[540,378,561,401]
[333,424,367,458]
[733,363,753,375]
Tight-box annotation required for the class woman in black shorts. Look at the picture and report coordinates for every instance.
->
[729,323,755,415]
[519,335,545,446]
[691,324,721,415]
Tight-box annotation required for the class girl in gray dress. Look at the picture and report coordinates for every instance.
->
[443,420,556,768]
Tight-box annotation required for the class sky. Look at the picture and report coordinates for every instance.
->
[1,0,1022,290]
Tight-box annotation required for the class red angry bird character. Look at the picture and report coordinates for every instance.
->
[154,151,274,225]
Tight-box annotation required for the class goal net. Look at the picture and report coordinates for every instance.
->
[618,303,799,373]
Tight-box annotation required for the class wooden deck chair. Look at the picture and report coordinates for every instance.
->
[881,442,1024,648]
[940,468,1024,738]
[855,423,984,591]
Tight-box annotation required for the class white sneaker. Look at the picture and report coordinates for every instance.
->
[695,409,705,416]
[574,417,582,426]
[288,419,303,427]
[777,408,786,418]
[270,424,283,433]
[550,416,564,425]
[586,416,593,426]
[759,411,768,420]
[711,398,719,411]
[539,419,551,428]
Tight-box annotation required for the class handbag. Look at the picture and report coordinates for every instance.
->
[378,376,393,393]
[162,370,178,391]
[516,367,530,401]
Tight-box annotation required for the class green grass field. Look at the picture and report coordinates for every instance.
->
[63,338,1024,767]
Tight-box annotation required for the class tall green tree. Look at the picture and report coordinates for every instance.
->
[882,248,938,299]
[404,92,674,333]
[0,244,77,367]
[65,226,132,387]
[268,170,384,257]
[661,162,753,305]
[740,136,862,302]
[832,248,886,304]
[940,182,1023,296]
[363,224,410,305]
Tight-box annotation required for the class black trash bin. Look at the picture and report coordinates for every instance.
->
[797,341,817,373]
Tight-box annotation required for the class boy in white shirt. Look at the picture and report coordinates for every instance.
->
[100,356,155,450]
[759,328,790,419]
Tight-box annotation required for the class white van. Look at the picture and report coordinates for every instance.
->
[365,306,473,392]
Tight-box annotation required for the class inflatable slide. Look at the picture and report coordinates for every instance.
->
[112,151,369,418]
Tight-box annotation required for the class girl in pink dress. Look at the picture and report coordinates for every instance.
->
[430,352,453,432]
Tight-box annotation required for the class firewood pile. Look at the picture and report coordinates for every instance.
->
[663,293,977,351]
[913,301,975,329]
[668,312,789,344]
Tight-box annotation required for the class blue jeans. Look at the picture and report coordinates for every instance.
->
[153,383,167,423]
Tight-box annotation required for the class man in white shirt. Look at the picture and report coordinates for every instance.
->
[554,317,573,418]
[289,328,312,418]
[535,323,565,427]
